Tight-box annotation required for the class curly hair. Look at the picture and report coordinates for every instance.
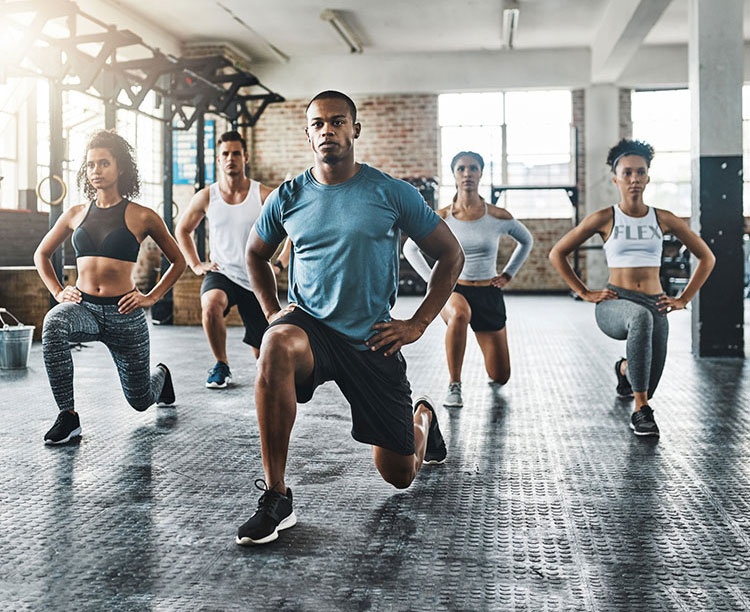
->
[76,130,140,201]
[450,151,485,173]
[606,138,655,172]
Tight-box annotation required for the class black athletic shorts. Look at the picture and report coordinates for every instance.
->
[200,271,267,348]
[453,284,507,332]
[267,307,415,455]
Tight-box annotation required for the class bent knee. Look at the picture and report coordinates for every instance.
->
[257,327,309,373]
[490,371,510,385]
[127,397,152,412]
[449,308,471,327]
[381,468,416,490]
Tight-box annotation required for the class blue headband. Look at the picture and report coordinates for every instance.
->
[611,151,648,171]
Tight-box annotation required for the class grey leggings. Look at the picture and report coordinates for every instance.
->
[42,292,166,412]
[594,284,669,397]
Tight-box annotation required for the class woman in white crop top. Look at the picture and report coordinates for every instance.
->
[404,151,533,409]
[549,139,715,437]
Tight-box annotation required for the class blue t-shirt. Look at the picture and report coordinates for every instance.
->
[255,164,440,348]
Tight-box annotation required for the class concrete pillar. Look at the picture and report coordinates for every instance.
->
[584,84,620,289]
[689,0,744,357]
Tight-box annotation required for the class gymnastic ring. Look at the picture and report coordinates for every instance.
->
[36,175,67,206]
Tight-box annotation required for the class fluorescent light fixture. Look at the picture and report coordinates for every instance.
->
[320,9,363,54]
[502,0,520,50]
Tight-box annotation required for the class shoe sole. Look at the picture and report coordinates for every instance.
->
[206,378,231,389]
[423,456,447,465]
[443,400,463,407]
[617,392,634,399]
[44,426,82,445]
[156,400,176,407]
[235,511,297,546]
[629,423,660,436]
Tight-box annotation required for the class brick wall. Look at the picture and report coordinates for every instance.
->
[498,218,577,292]
[249,94,439,186]
[0,209,50,266]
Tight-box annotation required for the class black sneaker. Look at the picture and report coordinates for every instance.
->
[615,358,633,398]
[156,363,175,406]
[44,410,82,445]
[414,395,447,465]
[630,405,660,436]
[236,480,297,546]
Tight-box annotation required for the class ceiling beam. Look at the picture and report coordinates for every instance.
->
[591,0,673,83]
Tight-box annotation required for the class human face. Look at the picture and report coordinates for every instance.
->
[613,154,650,197]
[305,98,360,165]
[86,148,119,192]
[453,155,483,193]
[218,140,248,177]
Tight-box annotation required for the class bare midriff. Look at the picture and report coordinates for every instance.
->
[457,279,493,287]
[76,257,137,296]
[608,266,663,294]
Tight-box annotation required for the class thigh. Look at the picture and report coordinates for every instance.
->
[440,290,472,324]
[334,348,415,456]
[200,272,233,315]
[594,298,642,340]
[265,309,336,402]
[43,301,101,343]
[467,286,506,332]
[475,327,510,369]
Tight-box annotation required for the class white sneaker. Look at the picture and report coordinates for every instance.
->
[443,382,463,408]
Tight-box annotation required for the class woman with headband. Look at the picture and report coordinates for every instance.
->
[549,138,714,436]
[404,151,533,408]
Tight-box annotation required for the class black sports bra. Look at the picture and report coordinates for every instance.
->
[72,200,141,262]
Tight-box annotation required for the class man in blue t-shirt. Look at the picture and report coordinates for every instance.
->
[237,90,464,546]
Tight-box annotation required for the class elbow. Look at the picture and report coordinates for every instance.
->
[172,250,187,275]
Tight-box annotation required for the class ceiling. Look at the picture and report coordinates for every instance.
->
[104,0,750,61]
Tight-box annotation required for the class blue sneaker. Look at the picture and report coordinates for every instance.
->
[206,361,232,389]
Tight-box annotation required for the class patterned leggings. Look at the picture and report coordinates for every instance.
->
[42,294,166,412]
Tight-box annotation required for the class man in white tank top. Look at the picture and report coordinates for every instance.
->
[176,131,283,388]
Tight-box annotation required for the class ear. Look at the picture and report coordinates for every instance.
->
[354,122,361,139]
[305,126,310,142]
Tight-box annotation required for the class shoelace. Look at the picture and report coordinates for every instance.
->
[207,363,229,375]
[254,479,286,518]
[448,383,461,393]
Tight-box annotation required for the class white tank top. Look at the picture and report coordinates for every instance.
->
[602,205,663,268]
[206,180,262,291]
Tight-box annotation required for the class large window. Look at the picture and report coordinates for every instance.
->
[631,89,691,217]
[438,90,574,218]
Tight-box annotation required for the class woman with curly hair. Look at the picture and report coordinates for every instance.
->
[549,138,715,436]
[34,129,186,445]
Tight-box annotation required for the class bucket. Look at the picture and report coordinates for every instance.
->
[0,308,35,370]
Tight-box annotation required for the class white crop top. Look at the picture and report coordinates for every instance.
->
[206,180,263,290]
[602,205,663,268]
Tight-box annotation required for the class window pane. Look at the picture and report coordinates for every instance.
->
[501,189,573,219]
[439,93,503,127]
[632,89,690,151]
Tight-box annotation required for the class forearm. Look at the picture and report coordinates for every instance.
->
[147,256,186,302]
[34,253,65,298]
[248,252,282,319]
[176,230,202,270]
[549,249,588,296]
[678,254,716,304]
[502,221,533,277]
[410,250,463,331]
[403,238,432,282]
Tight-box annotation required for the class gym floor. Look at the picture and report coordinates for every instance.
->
[1,295,749,611]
